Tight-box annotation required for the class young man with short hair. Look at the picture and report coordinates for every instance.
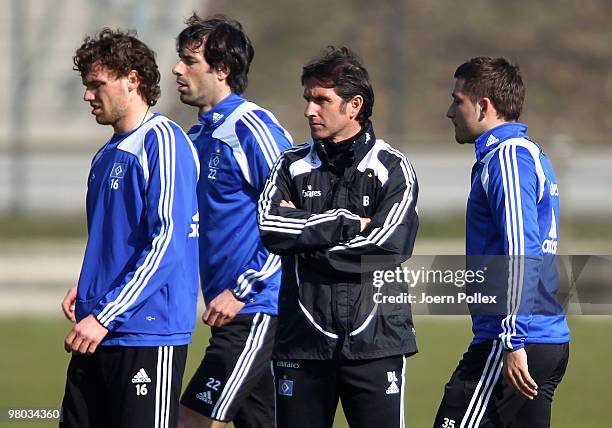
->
[172,14,292,428]
[60,28,200,428]
[434,56,570,428]
[258,46,419,428]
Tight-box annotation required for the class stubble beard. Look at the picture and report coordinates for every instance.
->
[95,103,127,128]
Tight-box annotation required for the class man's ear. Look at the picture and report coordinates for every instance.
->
[478,97,496,120]
[349,95,364,121]
[127,70,140,92]
[215,64,230,81]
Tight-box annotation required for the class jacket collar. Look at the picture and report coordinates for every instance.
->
[198,93,245,129]
[314,121,375,173]
[474,122,528,161]
[109,113,160,144]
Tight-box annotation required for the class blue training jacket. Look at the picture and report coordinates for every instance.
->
[188,93,292,314]
[76,113,200,346]
[466,122,569,350]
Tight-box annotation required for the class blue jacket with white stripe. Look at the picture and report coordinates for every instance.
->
[189,93,292,314]
[466,122,569,350]
[76,113,200,346]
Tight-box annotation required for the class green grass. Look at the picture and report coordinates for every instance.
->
[0,216,86,241]
[0,317,609,427]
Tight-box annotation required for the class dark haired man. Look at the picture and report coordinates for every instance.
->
[433,57,569,427]
[60,29,200,428]
[172,14,292,428]
[258,46,419,428]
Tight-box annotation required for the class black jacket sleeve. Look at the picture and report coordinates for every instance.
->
[258,155,362,255]
[304,150,419,274]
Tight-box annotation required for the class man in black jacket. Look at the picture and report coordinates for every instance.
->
[257,46,419,428]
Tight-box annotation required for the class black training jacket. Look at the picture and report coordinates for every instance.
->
[258,123,419,360]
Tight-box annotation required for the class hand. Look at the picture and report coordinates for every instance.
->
[64,314,109,355]
[61,287,77,322]
[280,200,296,209]
[359,217,371,232]
[202,289,245,327]
[503,348,538,399]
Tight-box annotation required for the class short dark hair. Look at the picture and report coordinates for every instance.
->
[454,56,525,121]
[301,46,374,126]
[73,28,160,106]
[176,13,254,94]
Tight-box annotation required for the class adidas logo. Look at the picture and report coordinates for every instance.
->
[189,211,200,238]
[549,208,557,239]
[196,390,213,404]
[485,134,499,147]
[131,368,151,384]
[542,207,558,254]
[385,381,400,395]
[212,112,224,123]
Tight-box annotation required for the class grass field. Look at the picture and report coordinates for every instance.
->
[0,316,610,427]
